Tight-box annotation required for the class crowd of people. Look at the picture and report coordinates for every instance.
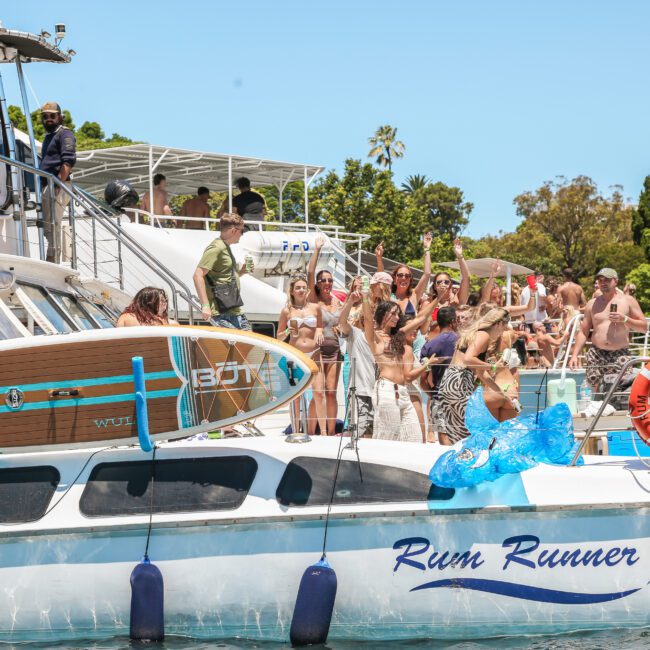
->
[116,211,647,445]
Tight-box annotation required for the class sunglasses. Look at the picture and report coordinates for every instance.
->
[396,273,412,279]
[41,112,59,119]
[318,278,334,283]
[436,279,451,285]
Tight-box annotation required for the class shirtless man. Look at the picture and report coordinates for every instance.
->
[558,268,586,311]
[141,173,174,226]
[180,186,211,230]
[533,321,568,367]
[569,268,647,394]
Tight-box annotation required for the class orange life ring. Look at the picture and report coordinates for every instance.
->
[629,363,650,445]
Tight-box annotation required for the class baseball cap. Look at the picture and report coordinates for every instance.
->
[595,268,618,280]
[370,271,393,286]
[40,101,61,114]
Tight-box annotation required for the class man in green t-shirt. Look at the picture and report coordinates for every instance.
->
[193,213,253,330]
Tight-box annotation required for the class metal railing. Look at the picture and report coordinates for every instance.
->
[0,154,201,324]
[570,355,649,465]
[123,207,372,287]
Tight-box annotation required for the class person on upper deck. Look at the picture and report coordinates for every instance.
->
[39,102,76,264]
[140,173,174,227]
[181,187,211,229]
[218,177,266,226]
[569,267,646,395]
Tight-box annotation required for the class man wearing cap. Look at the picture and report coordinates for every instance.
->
[569,268,647,396]
[39,102,76,263]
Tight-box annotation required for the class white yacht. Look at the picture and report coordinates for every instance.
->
[1,23,650,645]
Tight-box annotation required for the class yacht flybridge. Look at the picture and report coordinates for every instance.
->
[2,22,650,645]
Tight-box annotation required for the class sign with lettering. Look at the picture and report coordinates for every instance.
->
[393,535,642,604]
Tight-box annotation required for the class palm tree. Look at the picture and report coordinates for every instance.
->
[401,174,430,194]
[368,125,405,172]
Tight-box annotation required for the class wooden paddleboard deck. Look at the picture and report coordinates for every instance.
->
[0,326,317,452]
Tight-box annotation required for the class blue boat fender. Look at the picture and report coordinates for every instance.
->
[130,555,164,641]
[290,555,337,646]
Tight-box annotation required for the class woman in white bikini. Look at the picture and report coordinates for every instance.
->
[277,275,324,435]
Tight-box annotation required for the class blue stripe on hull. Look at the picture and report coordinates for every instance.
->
[410,577,642,604]
[0,389,179,414]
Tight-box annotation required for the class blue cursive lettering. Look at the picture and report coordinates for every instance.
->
[502,535,540,570]
[502,535,639,570]
[393,537,483,573]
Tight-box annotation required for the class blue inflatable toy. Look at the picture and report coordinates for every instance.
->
[430,388,581,488]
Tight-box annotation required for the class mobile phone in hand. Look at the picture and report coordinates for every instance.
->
[610,303,618,313]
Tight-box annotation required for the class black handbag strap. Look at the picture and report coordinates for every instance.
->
[224,241,238,281]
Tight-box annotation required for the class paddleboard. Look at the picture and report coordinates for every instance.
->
[0,325,318,452]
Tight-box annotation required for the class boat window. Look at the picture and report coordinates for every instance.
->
[50,292,96,330]
[0,466,60,523]
[276,457,454,507]
[80,456,258,517]
[17,283,74,333]
[78,299,116,328]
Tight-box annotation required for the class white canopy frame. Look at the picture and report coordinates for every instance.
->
[438,257,534,306]
[74,144,323,224]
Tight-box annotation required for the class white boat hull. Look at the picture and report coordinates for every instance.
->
[1,437,649,641]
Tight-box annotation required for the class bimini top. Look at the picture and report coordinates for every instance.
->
[0,29,71,64]
[73,144,323,196]
[438,257,534,278]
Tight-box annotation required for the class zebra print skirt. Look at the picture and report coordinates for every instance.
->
[438,366,475,444]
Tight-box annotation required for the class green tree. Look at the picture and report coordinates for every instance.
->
[632,175,650,259]
[626,263,650,312]
[7,105,133,151]
[78,121,105,140]
[405,182,473,241]
[401,174,429,194]
[367,124,405,172]
[513,176,637,278]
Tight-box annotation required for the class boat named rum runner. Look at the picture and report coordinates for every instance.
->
[1,436,650,641]
[2,22,650,645]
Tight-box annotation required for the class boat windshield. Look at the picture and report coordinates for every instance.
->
[78,299,116,328]
[50,291,97,330]
[16,283,74,333]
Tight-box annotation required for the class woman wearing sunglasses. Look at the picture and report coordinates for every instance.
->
[375,233,432,319]
[307,236,344,435]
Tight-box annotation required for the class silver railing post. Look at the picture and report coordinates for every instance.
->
[15,57,45,260]
[570,356,650,466]
[68,196,77,269]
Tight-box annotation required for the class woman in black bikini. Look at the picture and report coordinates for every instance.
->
[375,233,432,318]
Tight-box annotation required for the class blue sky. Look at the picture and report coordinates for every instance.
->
[3,1,649,237]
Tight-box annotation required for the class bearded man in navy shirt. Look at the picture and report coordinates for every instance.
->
[39,102,76,263]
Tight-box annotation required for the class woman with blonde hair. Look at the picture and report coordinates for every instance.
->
[277,274,324,435]
[438,308,519,444]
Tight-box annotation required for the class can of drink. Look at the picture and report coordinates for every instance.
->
[245,255,254,273]
[361,275,370,292]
